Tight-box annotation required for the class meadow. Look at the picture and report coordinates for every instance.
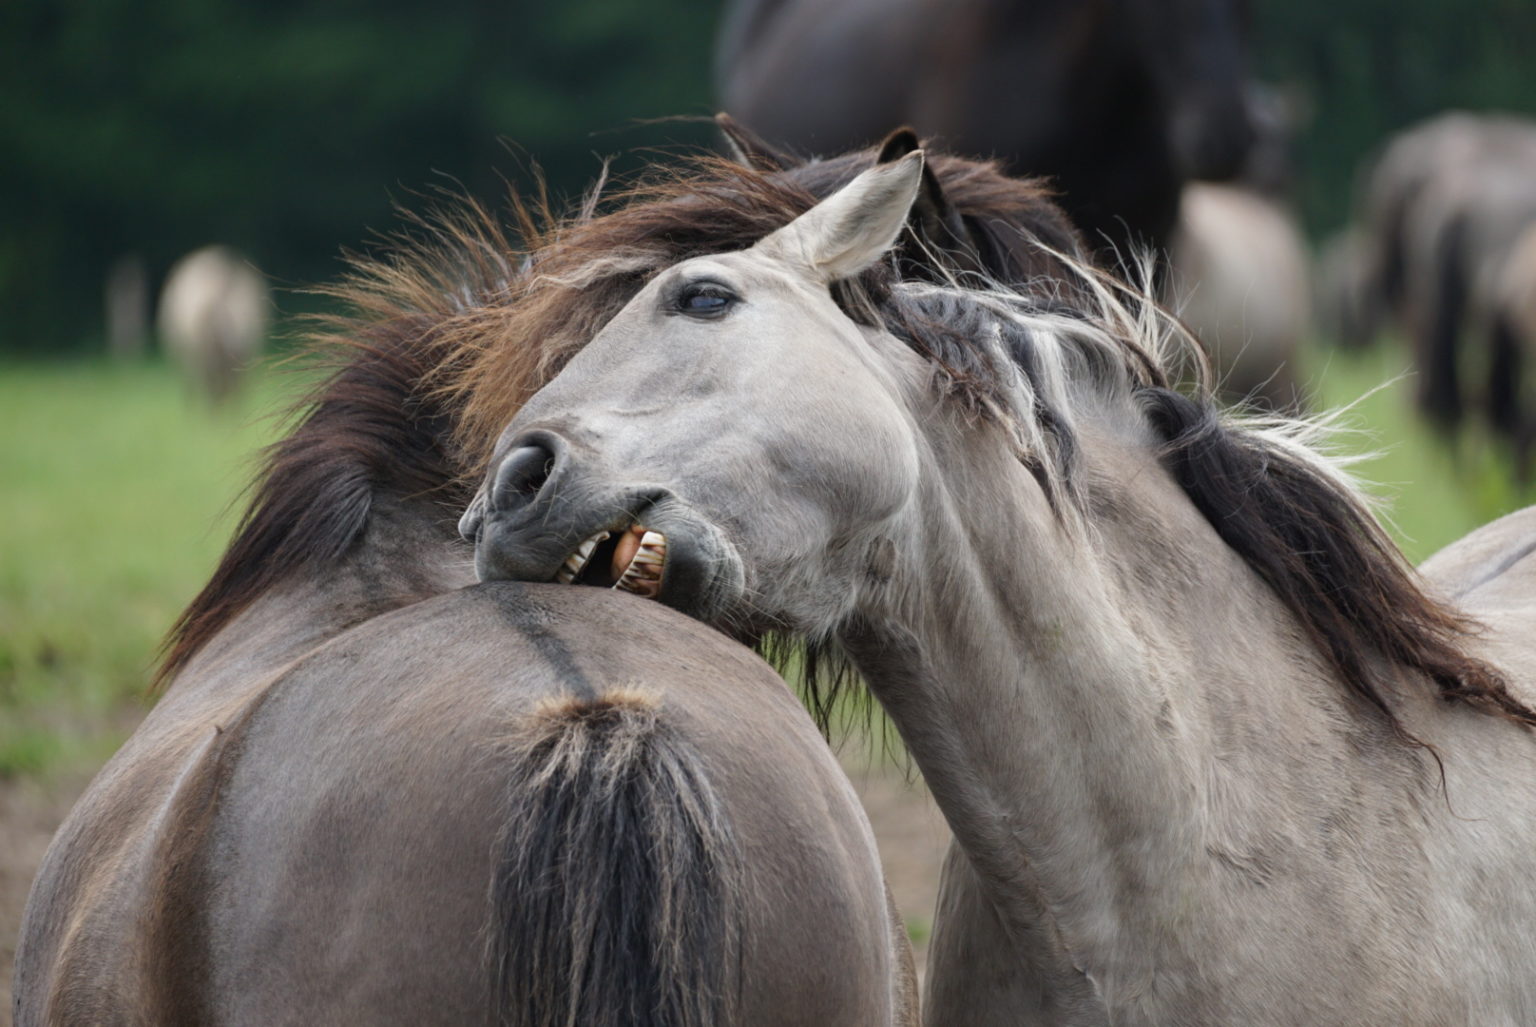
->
[0,360,290,776]
[0,341,1530,781]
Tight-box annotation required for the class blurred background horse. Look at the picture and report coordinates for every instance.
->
[1331,113,1536,473]
[716,0,1256,262]
[156,246,271,406]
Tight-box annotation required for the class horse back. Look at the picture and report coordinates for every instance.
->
[1420,506,1536,699]
[16,583,907,1026]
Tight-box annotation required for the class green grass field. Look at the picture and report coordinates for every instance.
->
[1298,343,1531,558]
[0,343,1530,779]
[0,360,296,776]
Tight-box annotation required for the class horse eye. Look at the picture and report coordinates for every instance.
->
[675,282,736,318]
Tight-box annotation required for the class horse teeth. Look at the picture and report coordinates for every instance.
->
[615,530,666,597]
[553,530,609,584]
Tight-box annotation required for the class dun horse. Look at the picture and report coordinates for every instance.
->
[1165,182,1311,411]
[15,232,919,1023]
[464,154,1536,1024]
[715,0,1254,259]
[157,245,271,405]
[1347,113,1536,447]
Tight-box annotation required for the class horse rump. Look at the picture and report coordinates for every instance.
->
[489,687,743,1027]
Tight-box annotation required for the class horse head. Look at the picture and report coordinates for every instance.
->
[1131,0,1255,181]
[460,155,929,636]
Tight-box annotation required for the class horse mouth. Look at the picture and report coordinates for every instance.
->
[554,524,666,599]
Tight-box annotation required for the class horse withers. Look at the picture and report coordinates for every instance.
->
[15,286,916,1023]
[465,153,1536,1024]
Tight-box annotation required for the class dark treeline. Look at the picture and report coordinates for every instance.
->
[4,0,1535,351]
[1,0,720,351]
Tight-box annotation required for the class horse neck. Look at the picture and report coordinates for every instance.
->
[164,495,473,705]
[845,403,1364,983]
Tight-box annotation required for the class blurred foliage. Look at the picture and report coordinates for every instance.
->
[5,0,1536,351]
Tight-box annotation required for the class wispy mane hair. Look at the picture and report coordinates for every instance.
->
[155,329,469,689]
[155,143,1078,697]
[879,268,1535,741]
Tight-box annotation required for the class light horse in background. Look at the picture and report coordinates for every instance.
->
[157,245,271,405]
[464,154,1536,1024]
[1493,221,1536,467]
[16,201,920,1025]
[1166,181,1311,412]
[1345,113,1536,457]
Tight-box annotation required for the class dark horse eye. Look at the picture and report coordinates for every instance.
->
[675,281,736,318]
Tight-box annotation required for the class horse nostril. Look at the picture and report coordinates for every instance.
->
[457,496,486,543]
[489,443,557,513]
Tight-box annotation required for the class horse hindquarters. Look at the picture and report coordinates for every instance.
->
[259,586,910,1027]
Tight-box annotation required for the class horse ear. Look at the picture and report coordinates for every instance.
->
[875,128,986,277]
[757,151,925,281]
[876,127,922,164]
[716,112,796,171]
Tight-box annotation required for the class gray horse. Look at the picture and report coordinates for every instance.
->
[465,155,1536,1024]
[15,314,916,1022]
[157,245,271,406]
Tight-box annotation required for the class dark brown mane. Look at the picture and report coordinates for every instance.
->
[1137,386,1536,738]
[154,329,469,689]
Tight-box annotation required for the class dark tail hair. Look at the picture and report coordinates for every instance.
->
[1415,213,1468,430]
[489,690,742,1027]
[1488,308,1524,441]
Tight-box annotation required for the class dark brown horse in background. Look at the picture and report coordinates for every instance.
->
[716,0,1255,261]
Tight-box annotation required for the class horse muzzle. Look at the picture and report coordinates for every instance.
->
[461,431,746,623]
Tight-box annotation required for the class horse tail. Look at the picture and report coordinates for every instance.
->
[1415,212,1468,430]
[488,688,743,1027]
